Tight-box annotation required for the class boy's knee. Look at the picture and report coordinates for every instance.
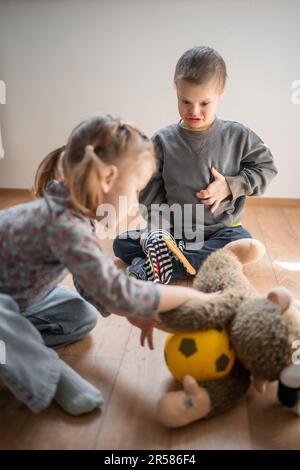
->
[235,227,252,239]
[113,234,129,259]
[113,235,121,257]
[113,231,144,264]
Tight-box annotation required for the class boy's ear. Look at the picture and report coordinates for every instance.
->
[267,286,293,313]
[100,165,118,193]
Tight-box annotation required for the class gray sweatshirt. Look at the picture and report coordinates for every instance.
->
[139,118,278,242]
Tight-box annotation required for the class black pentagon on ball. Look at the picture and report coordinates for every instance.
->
[216,353,230,372]
[179,338,197,357]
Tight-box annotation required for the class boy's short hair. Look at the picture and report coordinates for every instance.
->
[174,46,227,91]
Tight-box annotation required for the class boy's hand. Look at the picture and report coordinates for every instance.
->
[196,167,231,213]
[127,317,155,350]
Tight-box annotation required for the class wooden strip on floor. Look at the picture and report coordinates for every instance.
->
[246,382,300,450]
[12,356,120,450]
[254,206,300,300]
[242,204,276,279]
[95,327,171,450]
[170,396,252,450]
[60,316,132,361]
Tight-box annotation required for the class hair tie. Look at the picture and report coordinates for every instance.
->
[84,145,94,158]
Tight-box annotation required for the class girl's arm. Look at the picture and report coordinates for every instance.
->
[128,286,220,350]
[48,213,210,320]
[155,284,218,315]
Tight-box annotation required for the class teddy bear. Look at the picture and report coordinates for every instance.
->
[156,238,300,427]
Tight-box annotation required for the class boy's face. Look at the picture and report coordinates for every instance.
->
[176,79,224,130]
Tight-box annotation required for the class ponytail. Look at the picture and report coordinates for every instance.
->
[34,145,66,197]
[67,145,105,217]
[33,115,154,216]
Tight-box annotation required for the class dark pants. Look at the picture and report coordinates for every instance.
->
[113,226,252,279]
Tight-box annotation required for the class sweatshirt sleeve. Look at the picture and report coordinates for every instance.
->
[225,128,278,199]
[139,135,168,231]
[47,213,161,318]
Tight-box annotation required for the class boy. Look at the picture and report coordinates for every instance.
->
[113,46,277,280]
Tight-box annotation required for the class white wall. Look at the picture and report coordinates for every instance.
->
[0,0,299,197]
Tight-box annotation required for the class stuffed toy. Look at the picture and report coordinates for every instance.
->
[156,238,300,427]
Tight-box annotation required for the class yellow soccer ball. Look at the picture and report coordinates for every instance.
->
[164,329,235,382]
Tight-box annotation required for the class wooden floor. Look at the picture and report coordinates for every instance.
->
[0,193,300,449]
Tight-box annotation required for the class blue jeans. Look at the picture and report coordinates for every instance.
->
[113,226,252,279]
[0,286,98,412]
[23,285,98,347]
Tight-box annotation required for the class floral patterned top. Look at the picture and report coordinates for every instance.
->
[0,180,160,317]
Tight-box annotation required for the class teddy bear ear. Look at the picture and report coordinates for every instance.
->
[267,286,293,313]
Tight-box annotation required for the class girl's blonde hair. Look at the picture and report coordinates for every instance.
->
[34,115,154,216]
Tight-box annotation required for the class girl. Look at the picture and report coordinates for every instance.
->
[0,115,214,416]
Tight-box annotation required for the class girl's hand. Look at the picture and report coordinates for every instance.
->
[128,291,222,346]
[196,167,231,213]
[127,317,155,350]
